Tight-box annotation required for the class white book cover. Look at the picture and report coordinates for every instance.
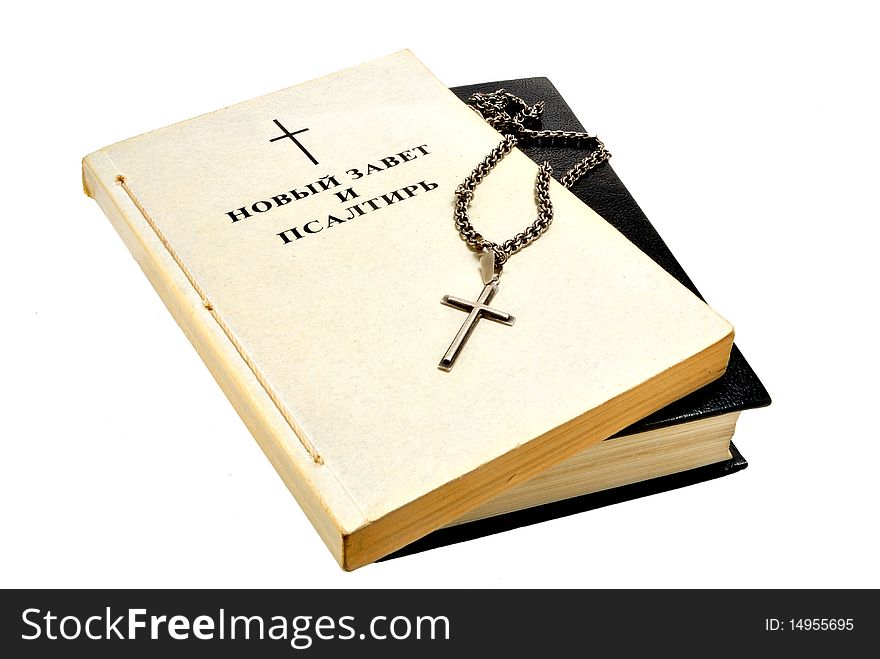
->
[82,50,733,569]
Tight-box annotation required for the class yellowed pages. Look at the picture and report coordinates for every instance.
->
[83,50,732,568]
[454,413,739,525]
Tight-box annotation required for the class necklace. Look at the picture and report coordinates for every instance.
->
[438,90,611,371]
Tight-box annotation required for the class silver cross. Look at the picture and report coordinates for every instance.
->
[438,282,515,371]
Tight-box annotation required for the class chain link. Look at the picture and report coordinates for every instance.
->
[454,89,611,271]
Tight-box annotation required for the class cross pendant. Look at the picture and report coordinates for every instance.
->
[438,282,515,371]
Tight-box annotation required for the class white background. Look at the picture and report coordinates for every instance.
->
[2,1,878,588]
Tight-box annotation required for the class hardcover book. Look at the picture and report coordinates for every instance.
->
[82,51,734,569]
[389,77,771,558]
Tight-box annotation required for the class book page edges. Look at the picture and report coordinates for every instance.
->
[451,412,740,526]
[342,331,732,570]
[82,150,366,567]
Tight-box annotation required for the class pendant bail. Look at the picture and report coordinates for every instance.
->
[480,248,499,284]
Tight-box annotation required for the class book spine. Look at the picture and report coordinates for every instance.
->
[82,151,365,567]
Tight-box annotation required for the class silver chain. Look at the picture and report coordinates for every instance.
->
[454,89,611,271]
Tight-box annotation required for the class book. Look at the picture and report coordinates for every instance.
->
[387,77,771,558]
[82,51,734,570]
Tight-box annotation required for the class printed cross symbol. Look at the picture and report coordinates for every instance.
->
[269,119,318,165]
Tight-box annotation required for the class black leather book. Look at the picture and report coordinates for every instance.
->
[385,77,771,560]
